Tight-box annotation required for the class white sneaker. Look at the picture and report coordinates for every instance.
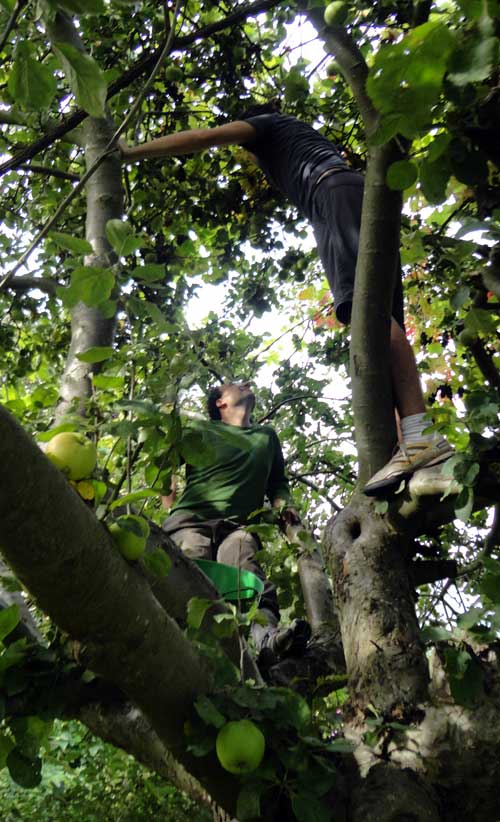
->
[364,438,454,496]
[408,461,461,497]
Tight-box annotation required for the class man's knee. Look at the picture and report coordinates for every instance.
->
[170,528,212,560]
[217,530,258,567]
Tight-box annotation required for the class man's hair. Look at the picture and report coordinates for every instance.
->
[207,385,223,420]
[237,100,281,121]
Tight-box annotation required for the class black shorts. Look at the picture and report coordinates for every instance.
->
[311,170,405,329]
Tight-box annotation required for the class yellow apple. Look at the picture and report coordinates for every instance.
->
[109,515,150,560]
[216,719,265,775]
[45,432,97,481]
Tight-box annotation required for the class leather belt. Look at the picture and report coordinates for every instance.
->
[313,166,351,189]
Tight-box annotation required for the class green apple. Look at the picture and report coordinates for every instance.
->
[326,60,340,76]
[109,515,150,560]
[45,432,97,481]
[216,719,265,775]
[324,1,348,25]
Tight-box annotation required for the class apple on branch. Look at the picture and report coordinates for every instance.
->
[108,515,150,561]
[45,432,97,481]
[216,719,265,775]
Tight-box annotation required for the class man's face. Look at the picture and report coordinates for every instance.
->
[217,382,255,413]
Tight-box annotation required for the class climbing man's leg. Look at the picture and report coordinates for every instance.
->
[217,525,310,661]
[363,318,454,495]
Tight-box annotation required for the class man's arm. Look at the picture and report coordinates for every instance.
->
[120,121,256,163]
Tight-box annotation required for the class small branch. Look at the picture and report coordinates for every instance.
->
[257,394,319,423]
[469,338,500,393]
[288,471,341,512]
[0,0,28,58]
[455,504,500,579]
[20,163,80,182]
[5,275,57,295]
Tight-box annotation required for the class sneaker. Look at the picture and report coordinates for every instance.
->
[259,618,311,661]
[408,461,460,497]
[363,438,454,496]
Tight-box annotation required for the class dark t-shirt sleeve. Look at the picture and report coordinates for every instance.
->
[266,428,291,504]
[239,114,278,148]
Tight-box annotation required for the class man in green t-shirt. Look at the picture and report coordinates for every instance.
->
[162,382,310,662]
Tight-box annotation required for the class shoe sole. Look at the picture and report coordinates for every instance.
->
[363,450,453,496]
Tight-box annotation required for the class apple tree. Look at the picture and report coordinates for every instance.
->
[0,0,499,820]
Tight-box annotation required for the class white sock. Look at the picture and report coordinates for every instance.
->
[400,413,436,443]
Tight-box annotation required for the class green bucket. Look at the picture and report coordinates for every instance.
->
[194,559,264,602]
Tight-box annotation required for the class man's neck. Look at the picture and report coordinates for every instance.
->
[219,407,252,427]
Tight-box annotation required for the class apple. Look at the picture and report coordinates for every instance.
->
[109,515,150,560]
[326,60,340,77]
[216,719,265,775]
[45,432,97,480]
[324,1,348,26]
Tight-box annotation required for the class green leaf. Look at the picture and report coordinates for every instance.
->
[450,285,470,310]
[49,232,93,254]
[366,22,455,136]
[8,42,57,112]
[419,156,451,204]
[420,625,452,643]
[464,308,498,335]
[52,42,107,118]
[186,597,214,630]
[237,782,263,821]
[448,32,498,86]
[444,647,484,707]
[6,748,42,788]
[454,487,474,522]
[130,264,166,282]
[0,605,20,643]
[109,489,158,510]
[480,572,500,604]
[142,548,172,578]
[106,219,144,257]
[386,160,418,191]
[194,695,226,729]
[92,375,125,390]
[57,266,115,309]
[291,793,332,822]
[75,346,114,364]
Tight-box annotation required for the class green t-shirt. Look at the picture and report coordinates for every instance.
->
[170,419,290,524]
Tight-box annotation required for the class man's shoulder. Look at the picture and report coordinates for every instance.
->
[250,423,281,441]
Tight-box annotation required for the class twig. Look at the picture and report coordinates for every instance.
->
[257,393,319,423]
[0,0,183,291]
[0,0,28,58]
[20,163,80,182]
[288,472,341,512]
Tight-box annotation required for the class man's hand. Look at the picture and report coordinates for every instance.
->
[280,507,301,527]
[272,498,301,528]
[117,138,132,162]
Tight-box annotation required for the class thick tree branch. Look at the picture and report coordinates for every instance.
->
[0,404,241,812]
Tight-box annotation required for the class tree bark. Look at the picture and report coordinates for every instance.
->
[44,12,122,421]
